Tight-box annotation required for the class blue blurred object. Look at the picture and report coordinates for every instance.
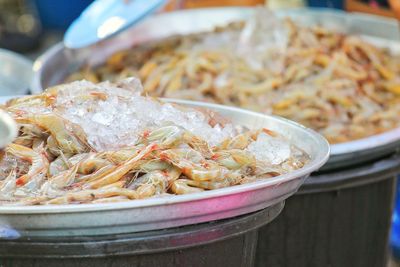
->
[64,0,167,49]
[307,0,344,9]
[391,177,400,259]
[34,0,93,30]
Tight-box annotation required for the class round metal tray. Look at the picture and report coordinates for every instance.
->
[0,96,329,238]
[31,7,400,171]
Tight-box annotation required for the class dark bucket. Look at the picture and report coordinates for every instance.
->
[0,202,283,267]
[256,153,400,267]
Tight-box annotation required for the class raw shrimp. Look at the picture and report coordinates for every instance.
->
[211,149,256,170]
[170,179,204,195]
[0,170,16,199]
[5,143,49,186]
[142,125,184,147]
[158,148,223,181]
[15,114,91,154]
[46,187,140,204]
[87,143,159,189]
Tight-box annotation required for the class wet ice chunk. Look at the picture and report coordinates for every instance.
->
[91,113,112,125]
[247,132,291,165]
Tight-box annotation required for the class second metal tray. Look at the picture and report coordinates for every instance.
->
[31,7,400,171]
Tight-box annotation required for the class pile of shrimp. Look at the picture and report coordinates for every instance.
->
[0,78,309,205]
[68,10,400,144]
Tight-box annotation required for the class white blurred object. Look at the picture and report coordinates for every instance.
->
[0,49,32,96]
[0,110,18,149]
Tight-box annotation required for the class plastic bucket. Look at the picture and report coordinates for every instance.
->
[0,202,283,267]
[256,153,400,267]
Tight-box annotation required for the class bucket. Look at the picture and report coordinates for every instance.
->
[390,176,400,259]
[256,153,400,267]
[0,202,283,267]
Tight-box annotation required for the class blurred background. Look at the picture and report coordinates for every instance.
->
[0,0,397,56]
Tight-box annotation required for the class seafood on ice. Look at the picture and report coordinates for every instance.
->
[0,77,309,205]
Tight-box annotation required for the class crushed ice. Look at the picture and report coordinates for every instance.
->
[247,132,291,165]
[15,77,296,165]
[51,78,236,150]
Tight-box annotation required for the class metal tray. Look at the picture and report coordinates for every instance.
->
[0,96,329,237]
[31,7,400,171]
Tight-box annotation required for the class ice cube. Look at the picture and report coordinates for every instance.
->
[247,132,291,165]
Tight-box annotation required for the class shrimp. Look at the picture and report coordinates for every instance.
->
[68,153,110,174]
[47,162,80,189]
[40,162,80,198]
[160,148,204,165]
[5,93,56,109]
[76,165,117,183]
[142,125,184,147]
[19,124,46,138]
[185,179,229,190]
[79,157,110,174]
[217,131,257,150]
[87,143,158,189]
[46,187,139,204]
[128,170,169,197]
[13,135,34,147]
[7,196,49,206]
[139,159,171,172]
[102,180,126,189]
[183,166,222,181]
[185,170,243,190]
[170,179,204,195]
[91,196,130,203]
[136,184,157,199]
[96,148,141,164]
[211,149,256,170]
[0,170,16,199]
[48,152,72,177]
[14,124,47,147]
[141,126,212,156]
[46,135,60,156]
[15,114,91,154]
[159,148,222,181]
[15,168,48,197]
[5,143,49,186]
[344,37,394,80]
[182,131,213,158]
[164,165,182,183]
